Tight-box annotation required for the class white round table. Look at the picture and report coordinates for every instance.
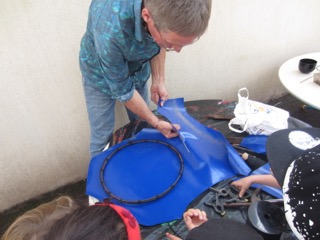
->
[278,52,320,110]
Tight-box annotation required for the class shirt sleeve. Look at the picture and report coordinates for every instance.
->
[94,27,137,102]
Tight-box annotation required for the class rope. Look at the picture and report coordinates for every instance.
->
[100,139,184,204]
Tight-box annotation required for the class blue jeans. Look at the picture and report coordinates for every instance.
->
[83,80,149,157]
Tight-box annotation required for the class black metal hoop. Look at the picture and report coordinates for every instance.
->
[100,139,184,204]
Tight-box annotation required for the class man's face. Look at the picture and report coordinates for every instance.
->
[142,8,199,52]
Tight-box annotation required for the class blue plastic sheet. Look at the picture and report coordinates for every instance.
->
[86,98,252,226]
[239,135,268,154]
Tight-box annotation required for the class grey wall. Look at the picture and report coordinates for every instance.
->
[1,0,319,211]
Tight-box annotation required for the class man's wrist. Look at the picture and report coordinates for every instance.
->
[154,119,160,129]
[149,118,160,129]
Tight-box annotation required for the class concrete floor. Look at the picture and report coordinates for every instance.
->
[1,93,319,237]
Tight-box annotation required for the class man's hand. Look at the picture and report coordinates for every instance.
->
[151,82,168,106]
[156,120,180,138]
[150,48,166,106]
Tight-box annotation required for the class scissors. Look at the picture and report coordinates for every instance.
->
[159,99,190,153]
[171,124,190,153]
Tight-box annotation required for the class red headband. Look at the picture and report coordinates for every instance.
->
[95,202,141,240]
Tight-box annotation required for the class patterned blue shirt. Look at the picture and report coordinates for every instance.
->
[79,0,160,102]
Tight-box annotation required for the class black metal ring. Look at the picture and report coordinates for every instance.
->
[100,139,184,204]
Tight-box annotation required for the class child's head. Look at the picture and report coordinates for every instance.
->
[267,128,320,239]
[2,197,141,240]
[44,202,141,240]
[1,196,78,240]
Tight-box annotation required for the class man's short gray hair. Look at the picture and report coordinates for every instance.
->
[144,0,212,37]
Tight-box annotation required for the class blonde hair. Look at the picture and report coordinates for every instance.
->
[1,196,78,240]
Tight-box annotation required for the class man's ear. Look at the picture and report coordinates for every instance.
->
[141,8,152,23]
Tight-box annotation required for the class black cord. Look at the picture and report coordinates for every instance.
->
[100,139,184,204]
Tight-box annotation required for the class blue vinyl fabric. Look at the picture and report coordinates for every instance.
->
[239,135,268,154]
[86,98,253,226]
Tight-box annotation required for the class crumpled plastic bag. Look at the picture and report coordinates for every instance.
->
[228,88,289,135]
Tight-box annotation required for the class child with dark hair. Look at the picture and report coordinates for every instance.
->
[44,202,141,240]
[2,198,141,240]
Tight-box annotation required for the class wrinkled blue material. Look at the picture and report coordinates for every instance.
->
[86,98,252,226]
[239,135,268,154]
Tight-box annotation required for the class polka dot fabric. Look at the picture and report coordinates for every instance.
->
[283,146,320,239]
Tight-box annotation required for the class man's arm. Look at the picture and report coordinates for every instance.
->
[124,90,179,138]
[150,48,168,106]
